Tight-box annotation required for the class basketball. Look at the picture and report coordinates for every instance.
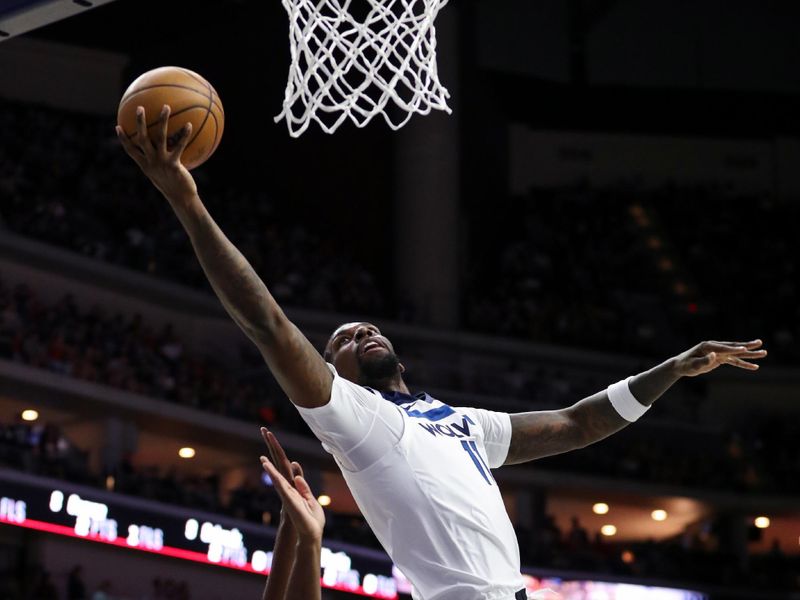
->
[117,66,224,170]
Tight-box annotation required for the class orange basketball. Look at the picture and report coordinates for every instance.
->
[117,66,224,170]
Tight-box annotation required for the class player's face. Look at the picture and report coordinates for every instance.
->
[325,322,403,385]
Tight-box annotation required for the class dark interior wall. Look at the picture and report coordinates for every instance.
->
[474,0,800,93]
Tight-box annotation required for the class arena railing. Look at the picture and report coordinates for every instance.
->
[1,229,798,421]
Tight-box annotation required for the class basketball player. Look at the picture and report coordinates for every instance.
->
[260,428,323,600]
[117,107,766,600]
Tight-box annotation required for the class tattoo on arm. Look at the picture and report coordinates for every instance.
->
[505,357,684,465]
[188,211,284,342]
[566,391,630,447]
[506,410,583,465]
[177,203,333,408]
[505,392,629,465]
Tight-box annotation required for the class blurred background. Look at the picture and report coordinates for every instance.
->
[0,0,798,598]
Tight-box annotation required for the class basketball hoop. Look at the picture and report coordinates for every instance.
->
[275,0,452,137]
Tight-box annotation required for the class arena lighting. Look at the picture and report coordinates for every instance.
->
[318,495,332,507]
[178,447,196,459]
[600,524,617,537]
[621,550,635,564]
[651,509,668,521]
[592,502,609,515]
[21,409,39,422]
[754,516,770,529]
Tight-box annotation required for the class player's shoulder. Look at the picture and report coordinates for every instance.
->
[454,405,511,429]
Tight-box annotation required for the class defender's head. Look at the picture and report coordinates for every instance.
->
[323,322,404,389]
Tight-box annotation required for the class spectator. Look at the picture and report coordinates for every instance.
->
[33,569,59,600]
[67,565,87,600]
[90,580,113,600]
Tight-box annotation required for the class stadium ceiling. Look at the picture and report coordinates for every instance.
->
[0,0,118,41]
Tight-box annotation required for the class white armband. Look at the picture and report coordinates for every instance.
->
[607,376,650,422]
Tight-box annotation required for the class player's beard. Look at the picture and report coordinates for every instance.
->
[358,351,401,387]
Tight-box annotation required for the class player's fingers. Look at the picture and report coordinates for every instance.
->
[291,461,304,479]
[134,106,151,154]
[115,126,146,164]
[266,431,292,469]
[259,455,278,478]
[293,475,316,502]
[169,122,192,161]
[260,427,279,466]
[266,430,295,482]
[712,339,762,349]
[735,349,767,360]
[724,356,760,370]
[154,104,170,156]
[699,342,747,355]
[260,428,279,464]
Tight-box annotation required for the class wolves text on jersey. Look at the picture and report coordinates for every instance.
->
[415,414,475,439]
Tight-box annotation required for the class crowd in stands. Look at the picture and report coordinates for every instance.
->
[0,273,610,436]
[466,187,681,357]
[467,185,800,363]
[2,275,799,496]
[1,414,798,594]
[0,413,384,562]
[0,561,190,600]
[537,418,800,494]
[2,101,799,366]
[518,516,799,592]
[0,415,88,482]
[655,185,800,363]
[0,278,286,424]
[0,100,386,318]
[2,100,800,596]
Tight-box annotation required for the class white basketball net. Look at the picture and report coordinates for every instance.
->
[275,0,452,137]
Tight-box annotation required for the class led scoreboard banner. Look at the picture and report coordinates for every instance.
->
[0,469,398,599]
[0,470,709,600]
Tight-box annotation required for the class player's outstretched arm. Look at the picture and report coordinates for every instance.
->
[260,428,324,600]
[504,340,766,465]
[116,106,331,408]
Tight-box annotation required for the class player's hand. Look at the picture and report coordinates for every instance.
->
[261,427,297,535]
[260,428,325,543]
[115,105,198,206]
[672,339,766,377]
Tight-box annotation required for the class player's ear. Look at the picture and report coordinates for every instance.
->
[399,362,406,374]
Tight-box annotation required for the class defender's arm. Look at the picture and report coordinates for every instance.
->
[262,514,297,600]
[260,430,323,600]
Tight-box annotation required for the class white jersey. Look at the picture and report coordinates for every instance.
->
[297,364,524,600]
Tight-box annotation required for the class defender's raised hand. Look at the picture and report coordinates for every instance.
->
[261,427,296,496]
[673,340,766,377]
[115,105,198,205]
[261,428,323,600]
[260,429,325,543]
